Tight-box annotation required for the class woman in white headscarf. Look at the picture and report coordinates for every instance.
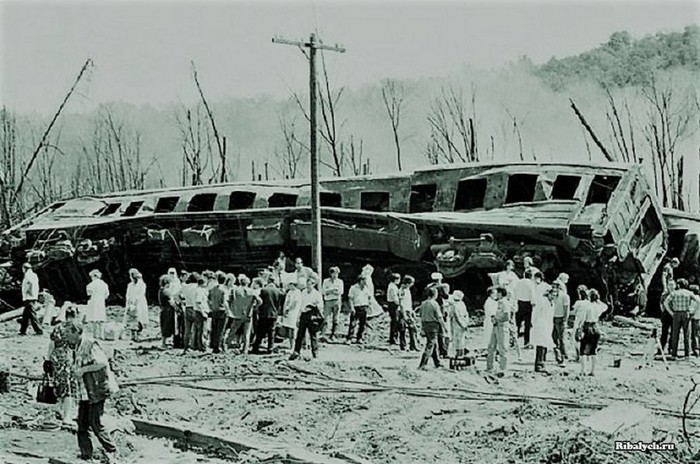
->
[125,268,148,341]
[448,290,470,358]
[86,270,109,339]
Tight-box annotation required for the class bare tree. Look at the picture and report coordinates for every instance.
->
[642,73,696,210]
[341,135,367,176]
[504,107,528,161]
[190,61,228,183]
[0,108,19,228]
[380,79,406,171]
[272,114,307,179]
[175,104,215,186]
[425,84,479,164]
[80,105,155,195]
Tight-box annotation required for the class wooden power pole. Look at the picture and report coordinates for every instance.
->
[272,33,345,277]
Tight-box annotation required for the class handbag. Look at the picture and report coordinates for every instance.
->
[36,374,58,404]
[574,327,583,341]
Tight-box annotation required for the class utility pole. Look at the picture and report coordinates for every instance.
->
[272,33,345,277]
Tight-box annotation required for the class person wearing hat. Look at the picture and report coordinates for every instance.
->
[321,266,344,340]
[19,262,43,336]
[86,269,110,340]
[166,268,184,348]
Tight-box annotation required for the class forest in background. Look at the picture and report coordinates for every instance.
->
[1,25,699,229]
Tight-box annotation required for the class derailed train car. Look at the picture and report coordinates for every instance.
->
[0,161,696,312]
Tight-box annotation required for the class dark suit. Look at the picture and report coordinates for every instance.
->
[208,285,228,352]
[252,285,284,353]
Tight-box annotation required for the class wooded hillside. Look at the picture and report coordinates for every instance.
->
[1,27,699,228]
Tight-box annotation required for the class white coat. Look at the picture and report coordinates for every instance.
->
[531,293,554,348]
[482,296,498,349]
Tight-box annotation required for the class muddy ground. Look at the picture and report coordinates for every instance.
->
[1,306,699,464]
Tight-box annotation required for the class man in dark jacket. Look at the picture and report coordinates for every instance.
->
[251,279,284,354]
[425,272,450,356]
[208,273,229,353]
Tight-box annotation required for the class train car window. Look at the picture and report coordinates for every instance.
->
[154,196,179,213]
[585,175,621,205]
[360,191,390,212]
[505,174,538,204]
[320,192,342,207]
[455,178,487,210]
[187,193,217,212]
[409,184,437,213]
[122,201,144,217]
[551,175,581,200]
[229,191,256,210]
[268,193,297,207]
[97,203,121,216]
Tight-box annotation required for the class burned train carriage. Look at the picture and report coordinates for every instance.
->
[1,162,667,306]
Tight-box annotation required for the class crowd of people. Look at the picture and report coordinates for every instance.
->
[12,253,700,462]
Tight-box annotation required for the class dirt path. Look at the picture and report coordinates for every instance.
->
[1,311,698,463]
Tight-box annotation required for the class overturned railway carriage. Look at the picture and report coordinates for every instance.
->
[0,162,675,308]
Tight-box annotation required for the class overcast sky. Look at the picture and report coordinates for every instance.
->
[1,0,697,114]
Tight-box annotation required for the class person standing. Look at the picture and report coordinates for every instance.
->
[448,290,470,358]
[574,288,607,376]
[280,281,303,350]
[68,326,119,463]
[514,269,535,348]
[486,287,509,375]
[497,260,519,298]
[208,273,229,354]
[125,269,148,342]
[192,276,210,351]
[664,279,700,358]
[166,268,184,348]
[532,285,556,373]
[551,280,570,365]
[482,287,499,350]
[659,279,676,352]
[293,257,312,287]
[45,306,80,425]
[321,267,344,340]
[157,275,176,347]
[225,275,260,353]
[180,273,199,353]
[662,258,680,294]
[86,270,109,340]
[418,287,446,369]
[290,276,324,360]
[19,262,43,335]
[689,285,700,357]
[571,285,590,362]
[426,272,450,357]
[347,275,372,344]
[386,273,401,345]
[398,275,418,351]
[252,279,284,354]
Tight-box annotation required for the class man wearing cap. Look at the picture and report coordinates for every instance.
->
[19,262,43,335]
[321,267,344,340]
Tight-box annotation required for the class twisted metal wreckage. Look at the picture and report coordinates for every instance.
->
[0,162,698,313]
